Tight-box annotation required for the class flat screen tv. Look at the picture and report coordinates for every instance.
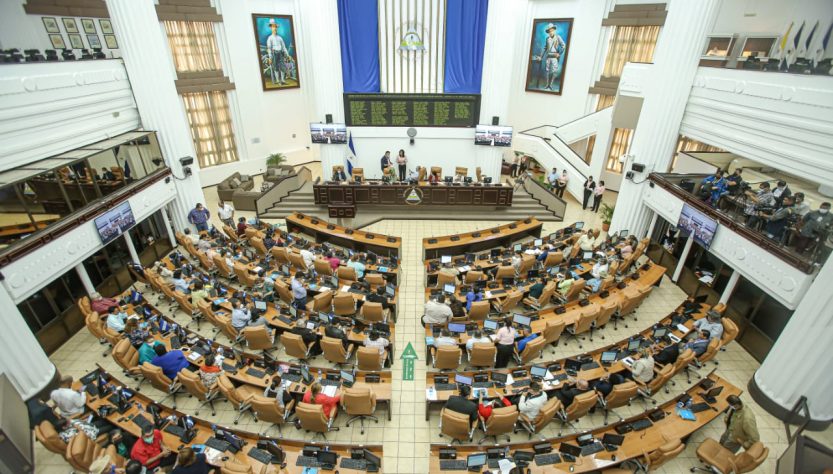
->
[94,201,136,244]
[310,123,347,144]
[677,203,717,248]
[474,125,512,147]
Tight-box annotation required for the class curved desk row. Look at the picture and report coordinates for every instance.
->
[286,212,401,258]
[422,217,544,260]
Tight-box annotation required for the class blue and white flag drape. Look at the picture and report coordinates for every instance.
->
[346,132,357,175]
[798,21,818,59]
[815,22,833,65]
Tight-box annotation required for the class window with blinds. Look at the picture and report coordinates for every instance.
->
[605,129,632,173]
[585,94,616,166]
[182,91,239,168]
[163,21,222,73]
[601,25,660,79]
[670,135,725,170]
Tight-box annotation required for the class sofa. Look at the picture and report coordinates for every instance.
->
[217,172,253,201]
[264,165,296,183]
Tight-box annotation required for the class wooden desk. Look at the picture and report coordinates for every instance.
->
[313,181,513,209]
[423,217,544,260]
[286,212,401,258]
[82,366,385,473]
[428,373,740,473]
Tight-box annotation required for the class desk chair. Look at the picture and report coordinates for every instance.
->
[517,397,560,439]
[307,290,334,313]
[233,263,259,289]
[467,300,490,321]
[173,290,201,329]
[212,255,237,281]
[220,460,254,474]
[479,405,518,444]
[418,167,427,181]
[357,346,386,371]
[518,255,536,276]
[468,342,497,369]
[250,394,295,437]
[195,252,216,275]
[241,326,275,355]
[216,374,258,424]
[222,224,238,242]
[430,166,442,177]
[250,237,268,257]
[196,299,225,338]
[34,420,67,456]
[542,320,566,353]
[288,252,308,273]
[639,439,685,472]
[66,432,124,472]
[336,266,357,283]
[557,390,598,436]
[111,339,141,378]
[275,281,294,306]
[341,386,378,434]
[720,318,739,352]
[543,251,563,268]
[591,299,618,340]
[85,311,118,356]
[439,408,476,443]
[669,348,696,386]
[522,281,556,310]
[598,275,616,293]
[692,439,768,474]
[558,278,586,303]
[597,381,638,425]
[332,292,357,316]
[178,368,222,416]
[635,363,674,404]
[612,288,641,330]
[564,308,596,349]
[492,290,523,314]
[494,265,515,281]
[360,301,389,323]
[322,336,356,367]
[476,167,482,182]
[280,332,316,362]
[139,362,182,408]
[694,338,721,370]
[365,273,386,286]
[314,258,333,276]
[455,166,468,178]
[513,336,545,365]
[78,296,92,318]
[296,401,340,439]
[244,227,262,240]
[351,168,364,182]
[216,315,241,345]
[464,270,485,284]
[271,246,290,266]
[436,271,458,288]
[433,345,462,370]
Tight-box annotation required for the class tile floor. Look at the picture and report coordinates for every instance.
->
[35,181,832,473]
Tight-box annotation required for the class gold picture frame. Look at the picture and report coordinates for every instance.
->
[49,34,66,50]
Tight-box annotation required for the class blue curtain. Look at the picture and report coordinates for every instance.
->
[337,0,380,93]
[444,0,489,94]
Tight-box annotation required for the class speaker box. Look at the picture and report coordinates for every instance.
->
[631,163,645,172]
[325,114,333,124]
[492,116,499,125]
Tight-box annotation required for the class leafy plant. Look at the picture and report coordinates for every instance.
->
[599,203,615,225]
[266,152,286,167]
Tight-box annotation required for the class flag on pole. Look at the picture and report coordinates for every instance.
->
[798,20,818,58]
[786,21,805,67]
[815,22,833,65]
[775,22,794,65]
[346,132,357,175]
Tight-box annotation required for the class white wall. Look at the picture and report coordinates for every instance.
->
[0,60,140,172]
[712,0,832,37]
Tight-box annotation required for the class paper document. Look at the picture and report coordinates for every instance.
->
[426,387,438,401]
[341,285,352,292]
[322,385,338,397]
[187,352,201,362]
[676,324,690,334]
[668,334,682,343]
[621,357,635,367]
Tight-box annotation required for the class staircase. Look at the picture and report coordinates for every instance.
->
[259,181,564,228]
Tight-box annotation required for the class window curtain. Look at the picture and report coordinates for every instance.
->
[443,0,489,93]
[605,128,633,173]
[585,95,616,164]
[670,135,724,170]
[182,91,239,168]
[601,25,660,79]
[337,0,380,92]
[163,21,222,73]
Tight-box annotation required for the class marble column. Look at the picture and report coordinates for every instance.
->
[609,0,719,236]
[750,257,833,429]
[0,285,56,400]
[75,263,95,296]
[123,231,140,264]
[160,205,178,247]
[672,233,693,282]
[295,0,345,175]
[104,0,205,231]
[719,270,739,304]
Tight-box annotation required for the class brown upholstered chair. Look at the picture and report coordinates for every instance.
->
[364,273,386,286]
[240,326,275,354]
[250,394,295,437]
[598,380,639,425]
[636,363,674,403]
[306,290,334,313]
[111,338,141,377]
[693,439,768,474]
[430,166,442,177]
[351,167,364,182]
[468,342,497,369]
[360,301,389,323]
[336,265,357,283]
[439,408,476,443]
[332,292,357,316]
[321,336,355,366]
[66,432,124,472]
[557,391,598,435]
[34,420,67,456]
[314,259,333,276]
[518,397,561,438]
[720,318,739,348]
[357,346,385,371]
[543,251,563,268]
[139,362,182,408]
[523,282,556,310]
[591,299,618,340]
[542,320,566,353]
[478,405,518,444]
[464,270,485,284]
[564,307,597,349]
[670,348,696,385]
[216,374,259,424]
[642,438,685,471]
[433,345,462,370]
[513,336,545,365]
[492,290,523,314]
[280,332,315,362]
[341,386,378,434]
[178,368,222,416]
[172,290,201,328]
[296,401,339,439]
[467,301,490,321]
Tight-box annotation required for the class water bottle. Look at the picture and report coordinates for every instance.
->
[317,369,323,381]
[686,398,693,410]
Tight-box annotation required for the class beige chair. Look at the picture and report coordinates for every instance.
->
[271,246,291,266]
[336,265,357,283]
[543,251,563,268]
[296,401,340,439]
[196,299,224,338]
[111,339,142,382]
[557,391,598,436]
[418,167,427,181]
[433,345,462,370]
[233,263,259,289]
[598,381,639,425]
[178,368,222,416]
[464,270,485,284]
[222,225,238,242]
[670,348,696,386]
[341,386,378,434]
[439,408,476,443]
[85,312,118,356]
[275,281,294,306]
[475,167,482,182]
[212,255,236,281]
[66,432,124,472]
[636,363,674,403]
[494,266,516,281]
[436,271,458,288]
[250,394,295,437]
[559,278,586,302]
[518,255,536,276]
[365,273,386,287]
[642,438,685,471]
[314,258,334,276]
[478,405,518,444]
[240,326,275,354]
[523,282,556,310]
[280,332,316,362]
[542,320,566,353]
[332,292,357,316]
[244,227,262,240]
[360,301,389,323]
[173,291,201,329]
[468,342,497,369]
[564,308,597,349]
[351,167,365,182]
[288,252,309,273]
[357,346,385,371]
[492,290,523,314]
[220,460,253,474]
[591,299,618,340]
[250,237,268,257]
[695,338,722,368]
[693,439,768,474]
[430,166,442,177]
[455,166,468,178]
[216,374,259,424]
[306,290,334,313]
[321,336,355,366]
[467,301,490,321]
[216,315,241,345]
[34,420,67,456]
[139,362,182,408]
[513,336,545,365]
[78,296,92,318]
[720,318,739,348]
[518,397,561,438]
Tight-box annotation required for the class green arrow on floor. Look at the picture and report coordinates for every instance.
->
[400,342,418,381]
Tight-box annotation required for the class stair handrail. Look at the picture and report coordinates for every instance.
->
[255,166,312,216]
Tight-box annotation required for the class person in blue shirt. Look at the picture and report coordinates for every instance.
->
[151,344,190,380]
[536,245,551,263]
[685,330,711,357]
[586,270,608,293]
[547,167,559,189]
[516,328,540,353]
[700,172,727,207]
[464,286,483,312]
[187,203,211,232]
[106,306,127,332]
[291,272,307,309]
[171,270,190,294]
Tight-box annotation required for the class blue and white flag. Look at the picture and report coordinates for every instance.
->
[346,132,357,175]
[815,22,833,65]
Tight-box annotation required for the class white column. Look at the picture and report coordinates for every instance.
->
[123,231,140,264]
[160,205,177,246]
[295,0,345,175]
[75,263,96,296]
[752,257,833,425]
[646,211,659,239]
[104,0,205,231]
[671,233,693,282]
[0,285,56,400]
[477,0,522,180]
[719,270,739,304]
[609,0,719,236]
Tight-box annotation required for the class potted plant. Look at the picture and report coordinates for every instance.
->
[266,152,286,168]
[600,203,615,232]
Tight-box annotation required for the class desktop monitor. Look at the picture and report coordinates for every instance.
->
[513,244,522,252]
[441,255,452,264]
[574,221,584,230]
[483,319,498,330]
[340,370,355,384]
[512,314,531,327]
[289,306,297,317]
[705,386,724,398]
[652,327,668,339]
[455,374,473,385]
[559,443,582,457]
[385,285,396,297]
[448,323,467,333]
[254,301,267,311]
[502,277,515,287]
[601,351,618,363]
[564,358,582,372]
[317,451,338,466]
[583,251,593,260]
[467,453,488,468]
[363,449,381,469]
[490,249,501,258]
[530,366,548,379]
[534,239,543,246]
[301,365,312,384]
[627,339,642,351]
[619,229,629,237]
[329,276,339,288]
[318,312,331,324]
[602,433,625,447]
[443,283,456,294]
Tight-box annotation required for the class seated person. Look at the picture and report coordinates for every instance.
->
[464,286,483,312]
[432,329,457,348]
[555,378,590,407]
[625,347,655,383]
[151,344,190,380]
[557,275,575,296]
[324,252,341,271]
[620,237,636,260]
[527,278,547,299]
[131,425,175,470]
[291,318,322,355]
[653,341,681,365]
[511,250,523,274]
[577,231,596,252]
[346,254,366,279]
[236,217,248,237]
[383,165,397,182]
[592,373,626,398]
[303,382,340,418]
[466,330,492,352]
[517,381,548,421]
[366,286,394,311]
[182,228,200,245]
[190,279,209,306]
[50,377,87,417]
[438,263,460,286]
[198,354,222,389]
[454,171,466,182]
[422,294,453,326]
[325,321,350,349]
[681,296,702,313]
[591,258,609,279]
[171,446,210,474]
[587,270,608,293]
[138,335,162,365]
[685,330,711,357]
[428,170,441,183]
[171,270,190,294]
[363,330,390,364]
[152,261,174,280]
[536,244,553,263]
[264,374,293,406]
[107,429,136,462]
[106,306,127,332]
[230,298,251,331]
[515,328,539,353]
[90,292,120,314]
[332,168,347,181]
[694,310,724,341]
[124,317,148,348]
[448,297,466,318]
[445,384,478,422]
[477,391,512,422]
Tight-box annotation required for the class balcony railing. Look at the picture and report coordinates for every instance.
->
[649,173,822,274]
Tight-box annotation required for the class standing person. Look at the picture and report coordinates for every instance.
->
[266,18,287,85]
[510,155,520,178]
[518,156,529,175]
[187,203,210,232]
[592,180,606,212]
[720,396,759,453]
[380,151,392,175]
[794,202,833,254]
[396,149,407,182]
[555,170,569,198]
[291,272,307,309]
[217,200,234,228]
[547,168,559,189]
[582,176,596,210]
[494,320,517,368]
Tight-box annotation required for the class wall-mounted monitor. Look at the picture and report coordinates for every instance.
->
[474,125,512,147]
[677,203,717,249]
[94,201,136,245]
[310,123,347,144]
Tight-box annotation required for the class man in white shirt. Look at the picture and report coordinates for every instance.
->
[266,18,288,85]
[299,248,315,270]
[182,228,200,245]
[694,311,724,341]
[432,329,457,348]
[422,295,453,325]
[577,231,596,252]
[628,348,655,383]
[591,259,609,279]
[465,330,492,352]
[518,381,548,421]
[217,200,235,227]
[50,378,86,417]
[106,306,127,332]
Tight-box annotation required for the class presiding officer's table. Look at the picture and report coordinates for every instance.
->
[314,181,514,208]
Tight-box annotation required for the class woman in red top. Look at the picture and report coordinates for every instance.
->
[302,382,340,418]
[428,171,440,183]
[325,252,341,271]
